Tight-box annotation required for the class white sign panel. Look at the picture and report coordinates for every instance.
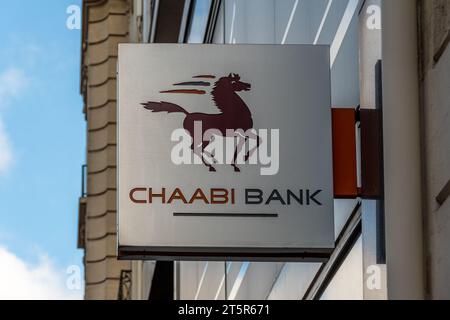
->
[118,44,334,260]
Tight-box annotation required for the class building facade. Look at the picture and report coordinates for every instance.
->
[77,0,450,300]
[78,0,131,300]
[419,0,450,299]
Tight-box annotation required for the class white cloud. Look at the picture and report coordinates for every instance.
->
[0,118,13,174]
[0,68,29,175]
[0,246,83,300]
[0,68,29,106]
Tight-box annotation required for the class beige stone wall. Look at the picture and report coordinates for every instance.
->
[419,0,450,299]
[81,0,131,300]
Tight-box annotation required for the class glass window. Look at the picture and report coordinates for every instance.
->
[186,0,213,43]
[320,236,364,300]
[142,0,156,43]
[214,0,360,107]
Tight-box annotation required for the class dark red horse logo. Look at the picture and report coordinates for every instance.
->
[141,73,261,172]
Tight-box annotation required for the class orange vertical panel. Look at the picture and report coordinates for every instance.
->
[332,108,358,198]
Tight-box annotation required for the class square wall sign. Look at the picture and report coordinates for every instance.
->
[118,44,334,261]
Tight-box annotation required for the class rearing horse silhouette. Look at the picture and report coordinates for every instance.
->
[141,73,261,172]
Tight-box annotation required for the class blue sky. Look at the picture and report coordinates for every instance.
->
[0,1,84,298]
